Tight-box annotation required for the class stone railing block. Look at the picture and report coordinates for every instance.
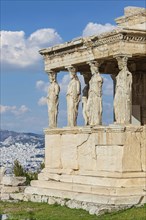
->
[1,176,26,186]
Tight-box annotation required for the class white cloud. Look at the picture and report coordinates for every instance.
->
[36,80,49,93]
[0,28,62,68]
[28,28,61,47]
[38,96,47,106]
[18,105,30,114]
[59,74,70,93]
[36,80,48,106]
[1,114,48,133]
[0,105,16,114]
[0,105,30,115]
[83,22,115,37]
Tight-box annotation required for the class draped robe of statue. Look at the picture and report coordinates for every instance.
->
[87,72,103,126]
[114,59,132,124]
[82,84,89,125]
[67,74,81,127]
[47,75,60,128]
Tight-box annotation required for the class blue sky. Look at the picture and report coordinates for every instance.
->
[1,0,145,133]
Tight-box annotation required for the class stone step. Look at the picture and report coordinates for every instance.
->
[41,168,146,178]
[25,185,146,205]
[38,173,146,188]
[30,180,145,196]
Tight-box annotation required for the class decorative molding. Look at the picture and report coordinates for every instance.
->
[42,32,146,60]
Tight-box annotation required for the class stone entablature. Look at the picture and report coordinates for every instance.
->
[40,28,146,71]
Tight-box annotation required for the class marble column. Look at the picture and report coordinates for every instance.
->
[86,60,103,126]
[114,55,132,124]
[81,72,91,125]
[47,70,60,128]
[66,66,81,127]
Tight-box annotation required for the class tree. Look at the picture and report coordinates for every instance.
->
[13,159,25,176]
[13,160,44,185]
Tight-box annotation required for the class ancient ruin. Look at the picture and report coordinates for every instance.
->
[1,6,145,215]
[25,6,146,212]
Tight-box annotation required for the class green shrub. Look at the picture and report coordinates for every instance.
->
[40,162,45,170]
[13,160,39,185]
[13,160,25,176]
[24,171,38,185]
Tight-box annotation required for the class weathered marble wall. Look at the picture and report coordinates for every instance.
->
[22,125,146,211]
[44,125,146,173]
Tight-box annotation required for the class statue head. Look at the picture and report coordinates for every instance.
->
[66,66,77,79]
[48,71,57,83]
[88,60,99,75]
[116,56,128,70]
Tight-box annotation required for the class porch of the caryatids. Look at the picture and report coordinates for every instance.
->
[86,60,103,126]
[47,70,60,128]
[114,55,132,124]
[66,66,81,127]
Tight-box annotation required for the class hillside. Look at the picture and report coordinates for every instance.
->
[0,130,45,172]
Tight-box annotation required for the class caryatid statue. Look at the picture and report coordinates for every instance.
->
[86,60,103,126]
[47,71,60,128]
[66,66,81,127]
[81,72,91,126]
[82,84,89,126]
[114,55,132,124]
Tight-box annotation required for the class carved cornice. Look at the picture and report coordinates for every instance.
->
[92,32,146,47]
[44,125,128,135]
[40,29,146,60]
[43,46,85,59]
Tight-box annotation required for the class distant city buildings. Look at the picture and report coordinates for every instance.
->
[0,130,45,173]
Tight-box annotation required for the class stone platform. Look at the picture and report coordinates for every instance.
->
[24,125,146,209]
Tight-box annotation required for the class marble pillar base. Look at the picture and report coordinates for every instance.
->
[25,125,146,207]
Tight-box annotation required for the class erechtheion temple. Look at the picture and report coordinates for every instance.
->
[1,6,145,215]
